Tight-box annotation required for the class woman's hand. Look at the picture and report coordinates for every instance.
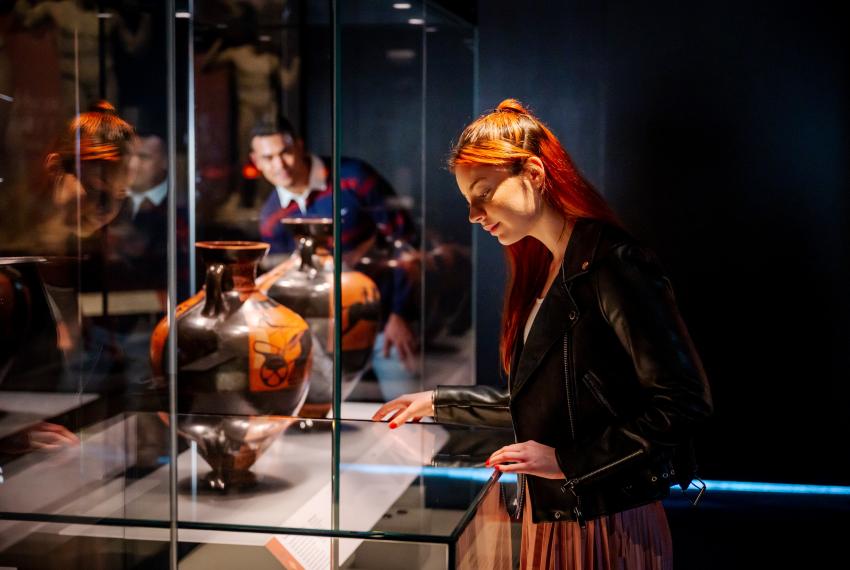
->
[486,440,565,479]
[26,422,80,452]
[371,391,434,428]
[382,313,419,372]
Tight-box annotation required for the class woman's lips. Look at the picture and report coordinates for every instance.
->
[484,222,500,234]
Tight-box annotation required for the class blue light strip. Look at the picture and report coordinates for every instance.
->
[700,480,850,496]
[340,463,508,483]
[339,464,850,496]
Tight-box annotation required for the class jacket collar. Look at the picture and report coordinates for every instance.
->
[509,218,606,396]
[561,217,605,283]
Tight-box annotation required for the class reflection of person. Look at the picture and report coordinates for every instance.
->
[374,100,713,567]
[107,129,171,290]
[251,121,421,384]
[203,36,300,165]
[33,101,134,391]
[37,100,134,254]
[0,422,79,455]
[15,0,149,117]
[127,131,168,216]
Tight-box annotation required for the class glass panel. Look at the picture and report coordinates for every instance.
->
[420,4,477,392]
[337,0,427,406]
[335,1,478,412]
[0,520,456,569]
[0,520,171,569]
[191,0,304,252]
[0,0,174,537]
[182,0,344,433]
[178,531,449,569]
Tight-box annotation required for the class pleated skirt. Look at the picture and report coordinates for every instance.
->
[520,487,673,570]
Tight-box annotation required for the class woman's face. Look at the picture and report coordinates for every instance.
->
[70,158,130,235]
[455,160,545,245]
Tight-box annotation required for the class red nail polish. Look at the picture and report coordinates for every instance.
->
[389,423,397,429]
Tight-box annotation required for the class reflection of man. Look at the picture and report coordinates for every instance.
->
[251,120,420,378]
[127,131,168,220]
[108,130,171,290]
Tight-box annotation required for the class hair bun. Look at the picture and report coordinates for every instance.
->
[89,100,118,115]
[495,98,528,114]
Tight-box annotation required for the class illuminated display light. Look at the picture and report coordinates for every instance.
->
[700,480,850,496]
[339,464,850,496]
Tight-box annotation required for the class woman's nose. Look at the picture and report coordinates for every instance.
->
[468,203,485,223]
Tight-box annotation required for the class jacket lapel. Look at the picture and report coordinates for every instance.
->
[510,279,578,397]
[509,218,605,397]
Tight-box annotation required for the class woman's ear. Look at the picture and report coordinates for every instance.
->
[523,156,546,192]
[44,152,63,177]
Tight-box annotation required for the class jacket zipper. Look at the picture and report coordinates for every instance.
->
[563,333,576,439]
[509,397,526,520]
[559,263,585,528]
[562,331,585,528]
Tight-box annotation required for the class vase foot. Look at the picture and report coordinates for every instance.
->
[203,469,258,492]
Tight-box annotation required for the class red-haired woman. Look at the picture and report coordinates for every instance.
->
[29,101,135,387]
[38,100,135,251]
[373,99,713,569]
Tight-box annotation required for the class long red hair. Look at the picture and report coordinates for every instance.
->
[449,99,620,374]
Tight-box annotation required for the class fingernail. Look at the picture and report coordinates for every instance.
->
[389,423,397,429]
[484,460,489,466]
[494,465,501,471]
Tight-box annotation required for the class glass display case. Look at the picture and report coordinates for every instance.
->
[0,1,497,568]
[0,412,513,568]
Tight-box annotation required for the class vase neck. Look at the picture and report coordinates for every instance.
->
[227,260,259,291]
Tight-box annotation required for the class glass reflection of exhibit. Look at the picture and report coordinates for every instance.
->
[259,218,381,419]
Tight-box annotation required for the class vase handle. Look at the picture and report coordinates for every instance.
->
[202,262,226,317]
[299,237,318,272]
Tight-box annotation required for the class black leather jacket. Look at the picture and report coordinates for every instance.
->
[434,218,713,523]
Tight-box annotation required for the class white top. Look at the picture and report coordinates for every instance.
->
[130,179,168,217]
[275,154,328,214]
[523,297,545,343]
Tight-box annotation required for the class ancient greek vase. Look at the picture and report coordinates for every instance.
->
[258,219,381,419]
[0,256,67,390]
[150,241,312,490]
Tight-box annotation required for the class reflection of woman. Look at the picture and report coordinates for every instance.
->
[38,100,134,252]
[374,100,713,569]
[33,100,134,378]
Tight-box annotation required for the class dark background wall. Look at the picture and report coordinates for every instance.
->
[475,0,849,484]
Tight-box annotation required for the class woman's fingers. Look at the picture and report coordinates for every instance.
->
[371,399,409,421]
[487,443,526,463]
[389,402,425,428]
[385,409,406,423]
[372,392,433,428]
[487,452,524,466]
[493,462,529,473]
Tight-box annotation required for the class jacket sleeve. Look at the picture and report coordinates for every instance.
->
[555,243,713,485]
[433,385,513,428]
